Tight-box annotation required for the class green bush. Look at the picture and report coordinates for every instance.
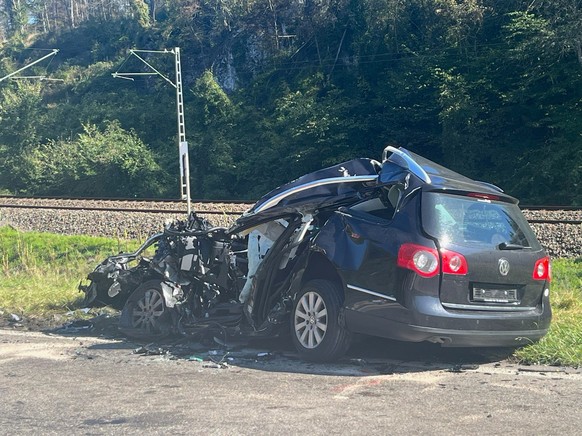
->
[21,121,170,197]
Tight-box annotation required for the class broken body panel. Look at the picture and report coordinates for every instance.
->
[80,147,551,361]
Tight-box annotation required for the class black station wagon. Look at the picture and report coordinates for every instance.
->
[81,146,551,361]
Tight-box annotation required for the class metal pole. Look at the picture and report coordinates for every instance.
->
[174,48,191,214]
[112,47,192,215]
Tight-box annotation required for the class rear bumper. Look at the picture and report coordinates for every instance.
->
[389,324,548,347]
[344,295,551,347]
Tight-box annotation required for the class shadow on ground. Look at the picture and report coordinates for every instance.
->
[34,313,517,377]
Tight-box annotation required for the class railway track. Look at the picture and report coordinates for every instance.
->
[0,195,254,215]
[1,195,581,258]
[0,195,580,224]
[0,202,242,216]
[0,194,253,204]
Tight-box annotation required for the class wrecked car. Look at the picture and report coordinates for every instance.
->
[80,146,551,361]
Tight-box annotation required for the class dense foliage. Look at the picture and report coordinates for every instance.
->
[0,1,581,204]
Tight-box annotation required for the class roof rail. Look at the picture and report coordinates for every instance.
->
[254,175,378,213]
[382,146,431,184]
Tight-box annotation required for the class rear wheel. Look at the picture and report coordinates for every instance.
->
[290,279,351,362]
[119,280,172,339]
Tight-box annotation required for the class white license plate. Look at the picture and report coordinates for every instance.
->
[473,288,518,303]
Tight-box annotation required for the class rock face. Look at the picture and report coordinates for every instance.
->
[0,200,580,258]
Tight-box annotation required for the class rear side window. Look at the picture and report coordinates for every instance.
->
[422,192,540,250]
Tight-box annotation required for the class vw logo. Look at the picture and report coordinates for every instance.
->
[498,258,510,276]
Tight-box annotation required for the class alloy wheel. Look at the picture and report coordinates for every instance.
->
[294,291,328,349]
[131,288,166,334]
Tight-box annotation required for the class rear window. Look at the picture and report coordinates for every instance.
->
[421,192,540,250]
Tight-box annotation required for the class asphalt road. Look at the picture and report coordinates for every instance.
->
[1,328,581,435]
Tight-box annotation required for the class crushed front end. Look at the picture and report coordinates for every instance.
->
[79,213,248,338]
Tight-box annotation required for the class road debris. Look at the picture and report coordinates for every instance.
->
[133,344,169,356]
[56,319,94,334]
[447,364,480,373]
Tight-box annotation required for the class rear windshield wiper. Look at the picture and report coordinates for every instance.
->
[498,242,530,250]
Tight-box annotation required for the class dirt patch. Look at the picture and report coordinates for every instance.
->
[0,310,122,337]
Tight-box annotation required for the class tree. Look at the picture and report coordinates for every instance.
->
[188,70,237,198]
[19,121,170,197]
[0,81,45,191]
[0,0,580,204]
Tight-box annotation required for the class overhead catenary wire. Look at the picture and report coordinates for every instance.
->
[85,40,514,84]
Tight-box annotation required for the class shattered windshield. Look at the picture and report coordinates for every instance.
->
[421,192,540,250]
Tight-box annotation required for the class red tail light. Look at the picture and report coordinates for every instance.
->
[398,244,439,277]
[440,249,468,275]
[397,244,468,277]
[533,256,551,281]
[467,193,500,201]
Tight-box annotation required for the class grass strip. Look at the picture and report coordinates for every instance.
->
[0,226,138,317]
[514,258,582,367]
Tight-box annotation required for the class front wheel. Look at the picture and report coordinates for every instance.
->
[119,280,172,339]
[290,280,351,362]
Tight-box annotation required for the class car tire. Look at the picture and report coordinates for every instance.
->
[119,280,172,339]
[290,279,352,362]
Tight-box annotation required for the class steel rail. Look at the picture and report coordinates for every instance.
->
[526,219,582,225]
[0,196,580,223]
[1,203,581,224]
[0,203,242,216]
[0,194,254,205]
[0,195,579,209]
[521,205,582,211]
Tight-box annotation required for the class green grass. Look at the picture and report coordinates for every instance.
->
[0,226,139,318]
[514,258,582,367]
[0,226,580,367]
